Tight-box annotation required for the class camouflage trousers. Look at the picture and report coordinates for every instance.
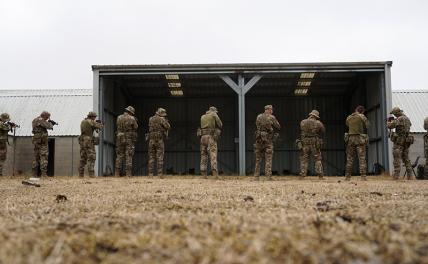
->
[32,136,49,177]
[300,137,323,177]
[345,135,367,177]
[79,136,96,177]
[424,135,428,178]
[200,135,218,175]
[254,139,274,177]
[148,139,165,176]
[115,134,136,176]
[0,140,7,176]
[392,143,412,179]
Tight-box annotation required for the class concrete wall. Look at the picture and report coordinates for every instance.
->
[3,136,80,176]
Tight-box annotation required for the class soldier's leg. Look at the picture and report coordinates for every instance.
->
[300,145,310,178]
[32,142,40,177]
[402,146,413,180]
[78,144,87,177]
[357,144,367,180]
[392,144,402,179]
[87,143,96,177]
[0,140,7,176]
[345,143,355,180]
[125,142,135,177]
[208,137,218,177]
[265,142,274,179]
[157,140,165,178]
[114,143,124,176]
[148,139,156,176]
[314,145,324,179]
[39,142,49,177]
[254,143,261,178]
[200,136,208,177]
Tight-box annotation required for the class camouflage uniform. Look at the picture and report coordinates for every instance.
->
[0,113,12,176]
[115,106,138,176]
[32,112,53,177]
[254,105,280,179]
[147,108,170,177]
[387,107,413,180]
[199,106,223,178]
[299,110,325,179]
[424,117,428,178]
[79,112,103,177]
[345,111,369,180]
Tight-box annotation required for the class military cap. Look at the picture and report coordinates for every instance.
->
[0,113,10,121]
[41,111,51,118]
[390,106,402,115]
[309,110,320,119]
[209,106,218,113]
[264,105,273,110]
[87,111,97,117]
[156,108,167,117]
[125,106,135,115]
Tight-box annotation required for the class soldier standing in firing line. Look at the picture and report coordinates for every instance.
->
[387,107,414,180]
[298,110,325,179]
[32,111,56,177]
[115,106,138,177]
[0,113,18,176]
[199,106,222,179]
[147,108,170,178]
[79,111,103,177]
[424,117,428,179]
[344,105,369,181]
[253,105,280,180]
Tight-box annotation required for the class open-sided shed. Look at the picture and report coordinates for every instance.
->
[92,62,393,176]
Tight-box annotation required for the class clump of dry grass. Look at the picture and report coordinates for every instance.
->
[0,176,427,263]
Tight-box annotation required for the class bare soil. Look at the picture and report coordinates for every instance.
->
[0,176,427,264]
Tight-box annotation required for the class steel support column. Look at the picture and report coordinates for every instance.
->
[384,64,393,173]
[93,70,101,176]
[220,74,262,175]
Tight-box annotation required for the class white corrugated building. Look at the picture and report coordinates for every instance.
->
[0,89,92,176]
[392,90,428,175]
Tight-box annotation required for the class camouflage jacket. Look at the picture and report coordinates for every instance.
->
[300,116,325,138]
[149,114,170,139]
[32,116,53,137]
[346,113,368,135]
[387,114,411,137]
[256,113,280,133]
[117,112,138,134]
[201,111,223,130]
[0,121,11,141]
[80,118,103,138]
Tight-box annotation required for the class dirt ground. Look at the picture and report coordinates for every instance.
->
[0,176,427,264]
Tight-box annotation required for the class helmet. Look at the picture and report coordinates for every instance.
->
[125,106,135,115]
[264,105,273,110]
[0,113,10,121]
[390,107,402,115]
[156,108,167,117]
[309,110,320,119]
[41,111,51,118]
[88,111,97,118]
[209,106,218,113]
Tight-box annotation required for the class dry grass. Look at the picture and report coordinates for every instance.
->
[0,176,427,264]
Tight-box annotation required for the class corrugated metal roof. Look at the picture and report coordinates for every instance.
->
[0,89,92,136]
[392,90,428,133]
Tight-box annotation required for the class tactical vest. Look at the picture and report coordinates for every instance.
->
[256,113,273,133]
[117,114,137,133]
[301,118,321,138]
[347,113,365,135]
[395,115,411,137]
[32,117,48,136]
[0,122,10,141]
[80,119,94,137]
[149,115,166,140]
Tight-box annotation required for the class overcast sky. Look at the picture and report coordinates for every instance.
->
[0,0,427,90]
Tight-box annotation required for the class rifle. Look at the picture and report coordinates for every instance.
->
[48,120,59,126]
[6,121,20,131]
[386,116,395,138]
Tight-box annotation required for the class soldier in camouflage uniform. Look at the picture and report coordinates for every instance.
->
[79,111,103,177]
[424,117,428,179]
[345,106,369,181]
[299,110,325,179]
[0,113,16,176]
[199,106,223,179]
[147,108,170,178]
[115,106,138,177]
[254,105,281,180]
[387,107,414,180]
[32,111,54,177]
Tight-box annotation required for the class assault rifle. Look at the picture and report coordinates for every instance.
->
[48,120,59,126]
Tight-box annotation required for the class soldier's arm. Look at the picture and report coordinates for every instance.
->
[345,116,350,127]
[162,118,171,130]
[90,120,103,130]
[272,115,280,130]
[132,117,139,130]
[0,122,11,131]
[319,121,326,134]
[40,119,54,130]
[387,119,397,129]
[214,115,223,129]
[360,114,370,129]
